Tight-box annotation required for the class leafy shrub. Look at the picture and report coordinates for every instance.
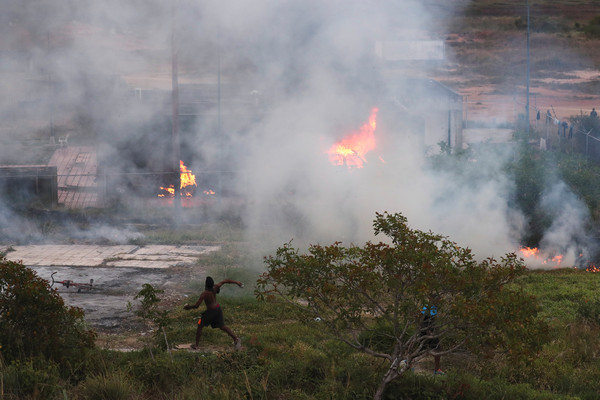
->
[0,259,96,364]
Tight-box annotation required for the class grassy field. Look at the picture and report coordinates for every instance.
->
[6,264,597,399]
[5,2,600,399]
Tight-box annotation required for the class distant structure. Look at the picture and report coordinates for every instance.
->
[0,166,58,208]
[374,39,461,151]
[383,77,463,151]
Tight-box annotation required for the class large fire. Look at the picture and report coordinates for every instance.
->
[158,160,197,198]
[327,107,379,168]
[519,246,563,268]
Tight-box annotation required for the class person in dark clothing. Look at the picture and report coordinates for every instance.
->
[420,305,443,374]
[591,108,598,118]
[569,124,574,139]
[561,121,568,138]
[183,276,243,350]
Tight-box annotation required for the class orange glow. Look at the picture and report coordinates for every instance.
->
[586,264,600,273]
[519,246,563,268]
[158,160,197,198]
[328,107,378,168]
[179,160,197,189]
[520,246,539,258]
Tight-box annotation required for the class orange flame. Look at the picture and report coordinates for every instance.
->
[586,264,600,273]
[519,247,563,267]
[328,107,378,168]
[179,160,196,190]
[158,160,197,198]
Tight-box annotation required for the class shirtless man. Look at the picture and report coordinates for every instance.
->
[183,276,243,350]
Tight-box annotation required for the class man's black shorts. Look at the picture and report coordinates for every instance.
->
[200,306,225,328]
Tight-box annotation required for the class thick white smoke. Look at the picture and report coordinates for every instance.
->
[1,1,596,266]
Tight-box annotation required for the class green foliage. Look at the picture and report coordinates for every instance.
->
[515,16,571,34]
[512,269,600,398]
[582,15,600,38]
[577,298,600,324]
[554,152,600,220]
[78,371,140,400]
[257,212,546,399]
[128,354,189,392]
[5,266,599,399]
[387,371,578,400]
[505,144,554,246]
[1,358,62,400]
[130,283,174,357]
[133,283,170,329]
[0,258,96,364]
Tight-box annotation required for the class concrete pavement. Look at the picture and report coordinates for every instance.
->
[1,244,220,331]
[2,244,219,269]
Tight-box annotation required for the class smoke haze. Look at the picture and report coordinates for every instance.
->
[1,1,596,267]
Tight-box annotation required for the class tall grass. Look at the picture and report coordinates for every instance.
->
[10,267,600,398]
[77,371,141,400]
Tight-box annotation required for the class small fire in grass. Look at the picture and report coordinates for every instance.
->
[158,160,197,198]
[519,246,563,268]
[327,107,379,168]
[585,264,600,273]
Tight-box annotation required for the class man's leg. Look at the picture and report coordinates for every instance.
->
[220,325,237,341]
[193,325,204,348]
[221,325,241,350]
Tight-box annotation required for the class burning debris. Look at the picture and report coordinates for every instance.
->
[159,160,198,198]
[327,107,380,168]
[520,246,600,271]
[520,246,564,268]
[585,264,600,273]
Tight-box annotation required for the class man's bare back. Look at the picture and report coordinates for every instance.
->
[182,276,244,350]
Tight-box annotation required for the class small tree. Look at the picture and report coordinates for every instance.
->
[0,258,96,364]
[256,212,546,400]
[131,283,173,361]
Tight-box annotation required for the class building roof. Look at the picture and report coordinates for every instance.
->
[48,146,99,208]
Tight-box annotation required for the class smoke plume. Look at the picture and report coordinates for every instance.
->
[1,1,596,267]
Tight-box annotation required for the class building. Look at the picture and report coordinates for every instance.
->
[384,77,464,151]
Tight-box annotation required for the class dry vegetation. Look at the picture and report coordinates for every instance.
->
[428,0,600,122]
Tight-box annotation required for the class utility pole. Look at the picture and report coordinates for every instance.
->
[526,0,531,135]
[447,110,452,153]
[171,1,182,222]
[217,25,222,203]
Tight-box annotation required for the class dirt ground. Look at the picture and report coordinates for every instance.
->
[452,71,600,124]
[28,259,208,351]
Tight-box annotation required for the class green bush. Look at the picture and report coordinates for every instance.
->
[0,259,96,364]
